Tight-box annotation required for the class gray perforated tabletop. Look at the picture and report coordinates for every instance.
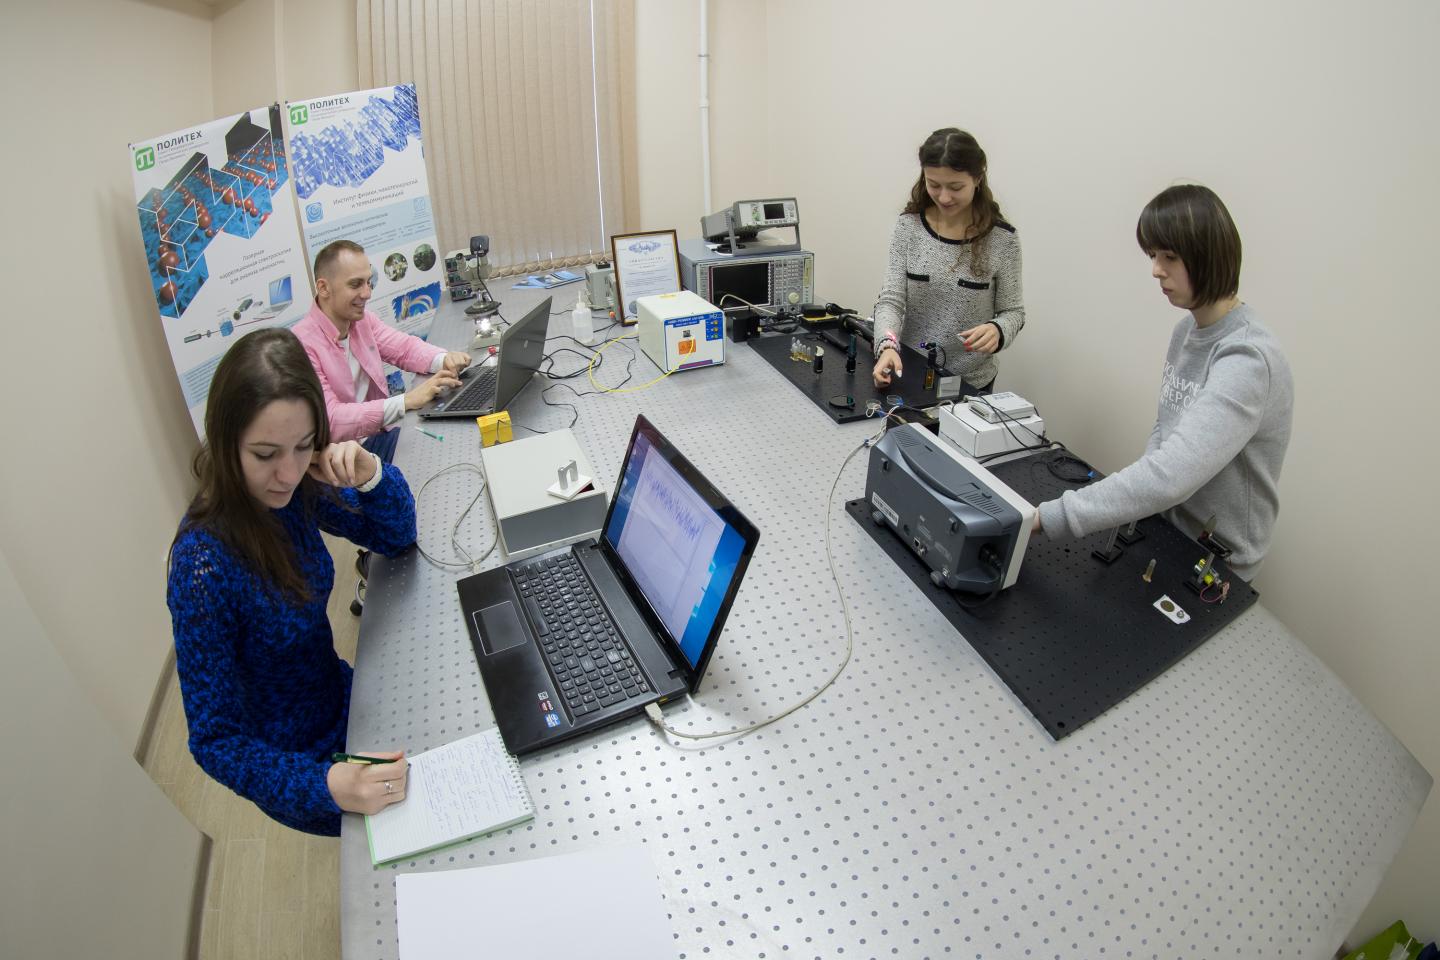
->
[341,292,1430,960]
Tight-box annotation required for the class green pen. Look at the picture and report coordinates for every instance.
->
[416,426,444,442]
[331,752,399,765]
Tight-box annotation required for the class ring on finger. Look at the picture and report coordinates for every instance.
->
[385,780,394,794]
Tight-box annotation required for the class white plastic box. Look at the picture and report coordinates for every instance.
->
[936,399,1046,459]
[480,429,609,557]
[634,290,726,373]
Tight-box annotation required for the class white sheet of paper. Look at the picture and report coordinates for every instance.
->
[394,842,674,960]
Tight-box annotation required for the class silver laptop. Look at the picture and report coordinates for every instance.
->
[420,296,552,419]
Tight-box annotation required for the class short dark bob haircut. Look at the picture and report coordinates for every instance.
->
[1136,185,1241,308]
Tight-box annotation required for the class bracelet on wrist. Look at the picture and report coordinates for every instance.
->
[356,452,384,493]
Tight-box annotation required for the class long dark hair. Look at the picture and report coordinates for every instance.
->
[174,327,330,600]
[904,127,1006,273]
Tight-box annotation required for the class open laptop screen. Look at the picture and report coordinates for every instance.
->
[493,296,552,410]
[602,417,757,672]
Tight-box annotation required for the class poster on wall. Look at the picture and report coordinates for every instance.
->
[285,84,442,337]
[130,105,312,437]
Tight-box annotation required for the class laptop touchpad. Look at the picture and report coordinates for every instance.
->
[474,602,530,656]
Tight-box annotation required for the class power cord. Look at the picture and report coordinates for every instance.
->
[953,545,1005,609]
[586,335,674,394]
[717,293,777,317]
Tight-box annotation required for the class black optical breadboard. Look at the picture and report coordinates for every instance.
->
[749,332,971,423]
[845,450,1257,740]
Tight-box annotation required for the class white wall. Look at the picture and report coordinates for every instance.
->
[0,0,217,742]
[212,0,361,115]
[212,0,281,117]
[0,543,203,959]
[637,0,1439,944]
[635,0,770,235]
[281,0,361,104]
[0,0,362,749]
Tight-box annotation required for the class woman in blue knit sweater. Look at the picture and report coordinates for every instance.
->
[167,327,417,835]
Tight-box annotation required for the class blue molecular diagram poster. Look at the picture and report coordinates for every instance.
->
[131,105,311,437]
[285,84,443,337]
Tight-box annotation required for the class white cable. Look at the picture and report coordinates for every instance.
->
[716,293,778,317]
[413,462,500,572]
[647,415,898,745]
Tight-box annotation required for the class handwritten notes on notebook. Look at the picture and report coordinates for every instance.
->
[365,727,533,866]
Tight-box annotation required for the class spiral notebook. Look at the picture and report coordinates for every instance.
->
[365,727,533,866]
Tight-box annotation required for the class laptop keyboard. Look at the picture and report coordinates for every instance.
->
[513,554,652,717]
[442,366,497,411]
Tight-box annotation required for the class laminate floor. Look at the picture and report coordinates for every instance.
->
[142,534,361,960]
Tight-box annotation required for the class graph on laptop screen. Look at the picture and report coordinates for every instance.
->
[604,432,748,668]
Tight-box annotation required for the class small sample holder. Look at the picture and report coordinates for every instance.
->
[749,332,972,424]
[846,447,1256,739]
[480,429,608,557]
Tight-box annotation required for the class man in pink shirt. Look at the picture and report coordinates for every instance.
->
[293,240,470,441]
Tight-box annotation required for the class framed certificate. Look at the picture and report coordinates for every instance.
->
[610,229,681,325]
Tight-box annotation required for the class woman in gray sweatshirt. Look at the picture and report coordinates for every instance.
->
[1035,185,1293,581]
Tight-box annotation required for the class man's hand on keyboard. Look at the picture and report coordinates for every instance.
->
[403,369,464,410]
[441,351,471,374]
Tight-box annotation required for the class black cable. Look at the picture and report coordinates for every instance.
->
[1046,449,1096,484]
[540,347,605,380]
[511,382,587,436]
[948,395,1093,485]
[587,337,640,391]
[538,383,581,428]
[964,393,1043,452]
[976,440,1056,464]
[953,548,1005,609]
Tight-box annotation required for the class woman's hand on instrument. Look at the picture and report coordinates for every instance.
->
[872,347,903,388]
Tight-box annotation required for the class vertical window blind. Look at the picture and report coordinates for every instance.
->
[357,0,639,275]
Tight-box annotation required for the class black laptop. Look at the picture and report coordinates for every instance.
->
[456,414,762,755]
[420,296,552,419]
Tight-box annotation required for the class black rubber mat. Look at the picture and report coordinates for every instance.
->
[845,449,1256,739]
[749,332,974,423]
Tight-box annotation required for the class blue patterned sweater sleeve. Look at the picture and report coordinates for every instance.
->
[312,461,417,557]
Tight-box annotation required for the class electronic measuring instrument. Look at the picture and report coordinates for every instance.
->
[865,424,1034,594]
[635,290,726,373]
[679,239,814,315]
[702,197,801,253]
